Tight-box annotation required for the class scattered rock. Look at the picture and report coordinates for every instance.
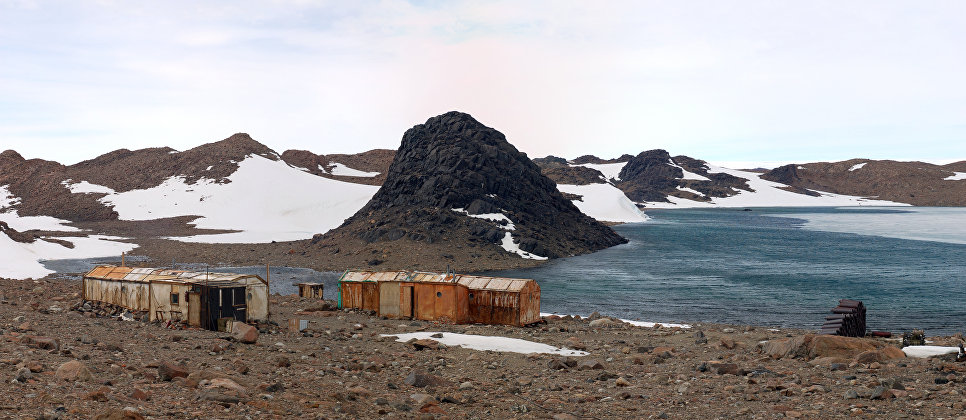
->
[404,371,449,388]
[232,322,259,344]
[55,360,92,382]
[158,361,189,381]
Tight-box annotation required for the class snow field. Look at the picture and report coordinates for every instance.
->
[555,183,649,223]
[98,155,379,243]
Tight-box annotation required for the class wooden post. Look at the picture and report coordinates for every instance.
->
[121,252,125,267]
[266,264,271,321]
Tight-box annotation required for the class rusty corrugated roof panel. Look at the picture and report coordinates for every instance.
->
[104,267,133,279]
[456,275,533,292]
[87,266,115,278]
[408,271,458,284]
[342,270,375,282]
[83,265,262,287]
[368,271,409,281]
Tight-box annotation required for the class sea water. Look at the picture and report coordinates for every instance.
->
[44,207,966,335]
[488,207,966,335]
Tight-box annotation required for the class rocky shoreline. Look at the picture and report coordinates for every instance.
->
[2,277,966,419]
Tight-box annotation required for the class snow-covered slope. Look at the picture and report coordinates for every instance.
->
[642,166,908,208]
[98,154,380,243]
[1,185,135,279]
[557,183,649,223]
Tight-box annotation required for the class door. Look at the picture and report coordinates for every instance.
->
[187,292,200,327]
[400,286,414,318]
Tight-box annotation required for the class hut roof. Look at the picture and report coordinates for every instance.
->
[340,270,409,282]
[456,275,535,292]
[83,265,263,286]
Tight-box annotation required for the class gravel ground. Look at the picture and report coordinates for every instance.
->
[2,277,966,420]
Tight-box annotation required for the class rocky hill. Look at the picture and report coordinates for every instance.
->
[310,111,628,270]
[762,159,966,206]
[280,148,394,186]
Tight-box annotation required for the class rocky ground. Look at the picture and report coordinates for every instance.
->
[2,277,966,420]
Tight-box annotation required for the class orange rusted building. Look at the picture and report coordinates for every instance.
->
[338,269,539,326]
[456,275,541,326]
[338,270,408,313]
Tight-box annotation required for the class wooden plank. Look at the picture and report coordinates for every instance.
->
[400,286,413,318]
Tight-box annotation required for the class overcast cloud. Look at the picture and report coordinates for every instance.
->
[1,0,963,165]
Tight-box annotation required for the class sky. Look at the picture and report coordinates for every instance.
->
[1,0,964,166]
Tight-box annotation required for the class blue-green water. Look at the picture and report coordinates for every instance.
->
[487,207,966,335]
[43,207,966,335]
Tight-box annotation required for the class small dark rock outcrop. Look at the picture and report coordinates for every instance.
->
[614,150,683,202]
[313,111,626,266]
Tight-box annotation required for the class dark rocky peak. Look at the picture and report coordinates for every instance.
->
[533,155,569,167]
[314,111,626,265]
[570,154,634,165]
[618,150,680,181]
[672,155,710,174]
[365,111,555,214]
[761,164,804,185]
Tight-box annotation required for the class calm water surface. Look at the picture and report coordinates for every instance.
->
[44,207,966,335]
[488,207,966,335]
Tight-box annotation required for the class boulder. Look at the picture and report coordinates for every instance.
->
[404,371,449,388]
[55,360,93,382]
[232,322,258,344]
[158,362,189,381]
[762,334,882,361]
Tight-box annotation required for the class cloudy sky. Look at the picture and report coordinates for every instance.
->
[1,0,964,166]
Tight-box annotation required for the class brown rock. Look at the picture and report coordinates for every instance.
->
[130,388,150,401]
[158,361,189,381]
[93,408,145,420]
[763,334,880,360]
[185,369,231,388]
[232,322,258,344]
[719,338,737,349]
[55,360,93,382]
[24,335,60,351]
[404,371,449,388]
[578,359,605,370]
[411,339,439,351]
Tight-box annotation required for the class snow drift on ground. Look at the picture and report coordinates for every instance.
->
[328,162,380,177]
[902,345,961,358]
[848,162,868,171]
[642,166,908,208]
[96,155,379,243]
[556,184,649,223]
[944,172,966,181]
[383,332,588,356]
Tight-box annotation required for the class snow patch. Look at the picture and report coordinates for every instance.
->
[902,345,961,358]
[62,179,116,195]
[0,185,80,232]
[849,162,868,172]
[383,332,588,356]
[451,208,516,230]
[676,186,704,196]
[668,159,711,181]
[328,162,380,177]
[573,162,627,182]
[99,154,379,243]
[0,234,136,279]
[205,165,213,171]
[556,184,648,223]
[944,172,966,181]
[500,232,547,260]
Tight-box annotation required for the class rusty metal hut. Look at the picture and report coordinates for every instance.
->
[377,271,470,323]
[82,265,268,330]
[337,270,408,313]
[456,275,541,326]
